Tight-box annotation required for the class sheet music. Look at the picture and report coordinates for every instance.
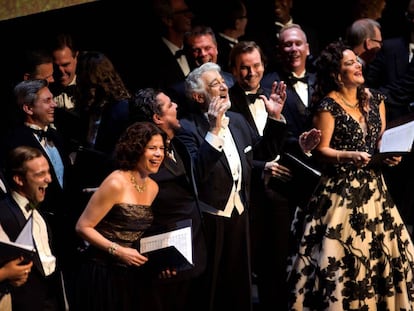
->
[380,120,414,153]
[15,216,34,247]
[140,226,193,265]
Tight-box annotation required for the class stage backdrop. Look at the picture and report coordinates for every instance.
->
[0,0,96,21]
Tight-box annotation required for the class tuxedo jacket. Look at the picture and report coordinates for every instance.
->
[229,79,319,206]
[215,34,234,72]
[146,38,188,90]
[0,125,79,264]
[365,36,414,121]
[279,70,316,139]
[0,125,71,218]
[149,136,207,281]
[177,108,286,213]
[0,195,64,311]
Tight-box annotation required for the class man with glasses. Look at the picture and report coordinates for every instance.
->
[147,0,194,91]
[346,18,383,71]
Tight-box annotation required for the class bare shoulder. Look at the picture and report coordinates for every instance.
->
[100,170,128,193]
[146,178,159,198]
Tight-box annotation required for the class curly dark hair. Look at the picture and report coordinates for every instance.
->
[129,88,164,125]
[115,121,167,170]
[311,40,367,111]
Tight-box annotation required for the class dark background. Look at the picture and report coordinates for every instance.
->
[0,0,408,94]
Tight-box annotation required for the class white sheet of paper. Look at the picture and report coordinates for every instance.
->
[380,120,414,153]
[140,226,193,265]
[15,217,34,248]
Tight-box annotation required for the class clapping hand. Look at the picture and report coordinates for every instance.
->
[260,81,287,120]
[299,128,322,154]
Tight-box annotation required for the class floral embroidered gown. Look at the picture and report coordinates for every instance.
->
[286,93,414,310]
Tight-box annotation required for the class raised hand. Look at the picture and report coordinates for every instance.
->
[259,81,287,120]
[299,128,322,154]
[207,95,231,135]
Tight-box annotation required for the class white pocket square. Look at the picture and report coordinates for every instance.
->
[244,146,252,153]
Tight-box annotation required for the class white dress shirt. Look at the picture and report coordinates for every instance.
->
[13,192,56,276]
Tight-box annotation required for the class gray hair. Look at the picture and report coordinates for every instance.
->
[346,18,381,48]
[184,62,221,99]
[14,79,48,110]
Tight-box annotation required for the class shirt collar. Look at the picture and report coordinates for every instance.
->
[162,37,183,55]
[275,17,293,29]
[12,191,31,218]
[25,123,48,132]
[218,33,238,45]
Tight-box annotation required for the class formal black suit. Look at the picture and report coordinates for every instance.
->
[365,36,413,121]
[215,33,235,72]
[144,38,189,91]
[147,136,208,311]
[364,36,414,232]
[0,125,71,218]
[0,195,64,311]
[0,125,79,308]
[177,108,286,311]
[229,76,317,310]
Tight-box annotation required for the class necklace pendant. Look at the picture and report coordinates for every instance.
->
[130,172,146,193]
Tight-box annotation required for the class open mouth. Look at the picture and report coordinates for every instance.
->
[39,185,48,195]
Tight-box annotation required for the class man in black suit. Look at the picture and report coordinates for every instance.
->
[0,146,65,311]
[228,37,319,310]
[129,87,208,311]
[177,62,319,311]
[144,0,194,91]
[0,79,78,308]
[364,1,414,235]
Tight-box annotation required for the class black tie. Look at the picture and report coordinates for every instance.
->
[246,90,265,103]
[63,85,76,97]
[30,128,53,141]
[289,75,308,84]
[175,49,185,59]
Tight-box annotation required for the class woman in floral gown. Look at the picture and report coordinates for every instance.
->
[286,41,414,310]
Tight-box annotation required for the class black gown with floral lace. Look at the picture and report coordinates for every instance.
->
[286,92,414,310]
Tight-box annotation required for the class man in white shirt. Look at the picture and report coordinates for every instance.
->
[0,146,65,311]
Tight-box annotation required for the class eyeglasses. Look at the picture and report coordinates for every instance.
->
[369,38,383,46]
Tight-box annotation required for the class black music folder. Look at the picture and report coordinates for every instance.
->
[139,219,193,273]
[369,119,414,166]
[267,152,321,206]
[0,240,36,266]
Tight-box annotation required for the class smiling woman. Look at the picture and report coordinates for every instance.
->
[0,0,96,21]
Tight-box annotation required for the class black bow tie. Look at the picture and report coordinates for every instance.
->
[62,85,76,97]
[175,49,185,59]
[246,90,265,104]
[289,75,308,84]
[30,127,53,141]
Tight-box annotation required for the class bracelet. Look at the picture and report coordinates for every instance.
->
[108,242,118,256]
[336,151,341,163]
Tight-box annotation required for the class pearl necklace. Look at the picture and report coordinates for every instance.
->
[338,93,359,109]
[130,172,146,193]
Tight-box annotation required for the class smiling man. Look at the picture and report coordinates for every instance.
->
[0,79,77,308]
[0,146,65,311]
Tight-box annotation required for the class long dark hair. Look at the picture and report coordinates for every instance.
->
[311,41,368,111]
